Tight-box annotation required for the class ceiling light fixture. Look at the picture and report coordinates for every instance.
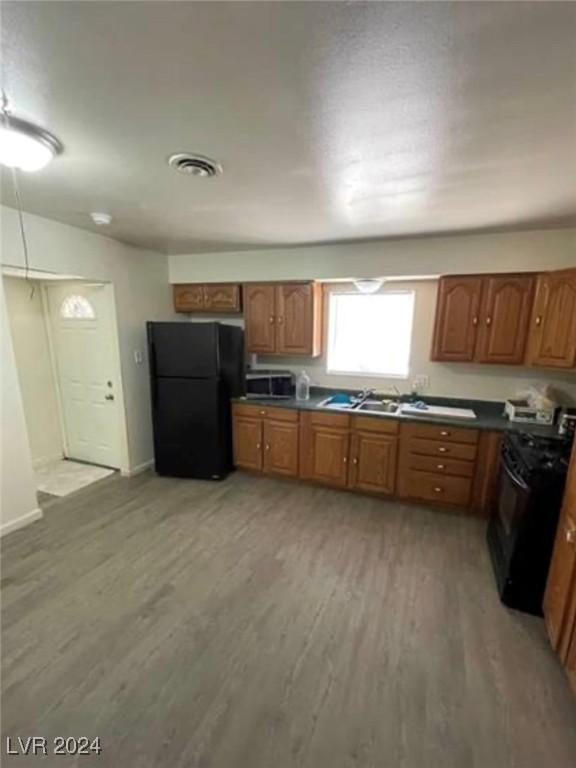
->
[353,278,385,294]
[90,212,113,226]
[0,113,63,172]
[168,153,222,178]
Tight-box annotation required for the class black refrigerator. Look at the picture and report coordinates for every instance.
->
[147,322,244,479]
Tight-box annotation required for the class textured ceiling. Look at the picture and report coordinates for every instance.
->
[1,1,575,254]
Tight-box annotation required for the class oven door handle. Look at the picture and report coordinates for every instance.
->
[502,458,529,492]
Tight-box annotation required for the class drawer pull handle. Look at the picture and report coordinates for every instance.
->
[438,447,448,453]
[434,487,444,493]
[437,464,445,470]
[440,430,450,437]
[567,528,576,544]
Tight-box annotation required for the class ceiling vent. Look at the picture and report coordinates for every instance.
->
[168,153,222,178]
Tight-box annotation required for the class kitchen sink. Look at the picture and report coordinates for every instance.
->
[357,400,402,415]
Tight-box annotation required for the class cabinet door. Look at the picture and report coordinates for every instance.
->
[545,439,576,652]
[244,284,276,353]
[232,415,263,471]
[349,431,397,495]
[263,419,299,477]
[203,284,241,313]
[174,284,204,312]
[475,275,535,364]
[526,269,576,368]
[431,276,484,361]
[308,426,350,487]
[276,283,322,356]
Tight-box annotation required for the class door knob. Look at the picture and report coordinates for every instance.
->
[105,394,114,401]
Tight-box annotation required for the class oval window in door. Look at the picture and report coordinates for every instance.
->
[60,295,96,319]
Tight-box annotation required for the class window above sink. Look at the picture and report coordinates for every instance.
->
[326,291,415,378]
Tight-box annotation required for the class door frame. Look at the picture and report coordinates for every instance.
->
[42,281,130,474]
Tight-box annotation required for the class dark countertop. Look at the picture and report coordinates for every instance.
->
[234,388,563,439]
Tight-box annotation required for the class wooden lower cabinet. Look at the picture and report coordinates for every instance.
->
[232,404,298,477]
[349,416,398,495]
[299,412,350,488]
[234,404,501,514]
[263,419,299,477]
[232,413,263,472]
[544,439,576,692]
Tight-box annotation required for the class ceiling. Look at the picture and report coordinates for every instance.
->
[2,1,575,254]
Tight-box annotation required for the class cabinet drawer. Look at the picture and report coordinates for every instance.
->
[407,437,477,462]
[406,454,475,478]
[402,421,479,445]
[404,469,472,506]
[233,403,298,422]
[351,415,399,435]
[307,411,351,429]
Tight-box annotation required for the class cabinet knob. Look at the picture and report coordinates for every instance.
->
[437,464,445,470]
[343,456,348,463]
[277,316,284,324]
[269,316,275,324]
[438,447,448,453]
[440,430,450,437]
[485,316,492,326]
[535,315,542,326]
[256,443,261,450]
[352,457,358,465]
[260,410,266,416]
[566,528,576,544]
[265,443,271,451]
[434,487,444,493]
[472,317,479,326]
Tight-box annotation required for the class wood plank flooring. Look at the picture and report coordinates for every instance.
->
[2,471,576,768]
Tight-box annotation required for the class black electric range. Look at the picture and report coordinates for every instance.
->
[487,430,572,615]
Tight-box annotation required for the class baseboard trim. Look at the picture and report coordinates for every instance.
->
[0,507,43,538]
[121,459,154,478]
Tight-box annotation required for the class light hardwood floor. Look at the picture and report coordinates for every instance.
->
[2,471,576,767]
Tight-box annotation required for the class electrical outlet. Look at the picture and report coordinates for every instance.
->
[412,374,430,392]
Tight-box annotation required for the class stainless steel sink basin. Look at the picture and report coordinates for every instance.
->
[357,400,402,414]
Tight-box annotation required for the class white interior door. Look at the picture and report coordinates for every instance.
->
[46,283,121,469]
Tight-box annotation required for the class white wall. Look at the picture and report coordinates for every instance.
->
[0,283,42,536]
[170,228,576,283]
[1,205,174,532]
[3,277,63,467]
[258,281,576,404]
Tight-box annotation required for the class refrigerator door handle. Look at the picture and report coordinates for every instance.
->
[149,341,158,406]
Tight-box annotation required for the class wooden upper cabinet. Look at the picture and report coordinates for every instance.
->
[431,276,483,362]
[263,419,299,477]
[174,283,241,313]
[474,275,535,364]
[526,269,576,369]
[203,284,241,313]
[244,284,276,353]
[174,284,204,312]
[276,283,322,356]
[244,282,323,356]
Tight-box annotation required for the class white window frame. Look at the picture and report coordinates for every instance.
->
[326,290,415,379]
